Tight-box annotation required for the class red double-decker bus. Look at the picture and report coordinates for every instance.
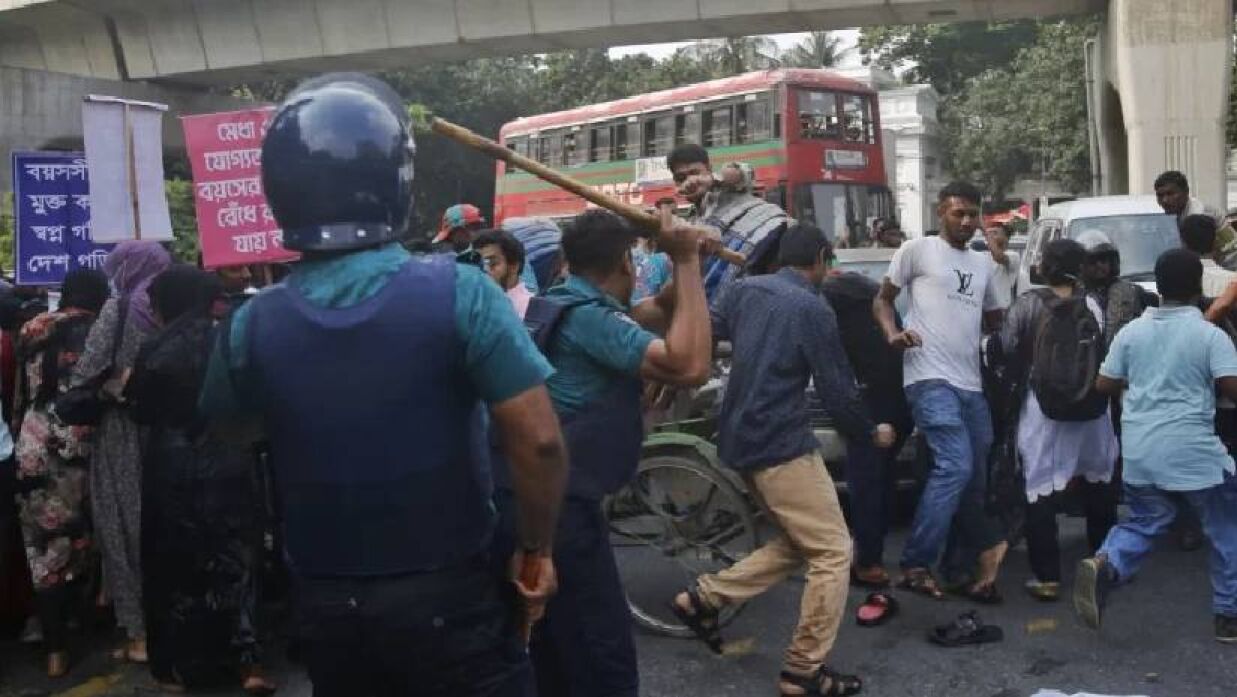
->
[494,69,893,241]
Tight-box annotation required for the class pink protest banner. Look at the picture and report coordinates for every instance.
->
[182,107,298,269]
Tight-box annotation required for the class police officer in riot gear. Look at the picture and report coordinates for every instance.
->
[201,73,568,697]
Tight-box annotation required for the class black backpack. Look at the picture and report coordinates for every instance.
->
[523,296,595,354]
[1028,288,1108,421]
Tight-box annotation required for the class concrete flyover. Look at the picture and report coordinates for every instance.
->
[0,1,1105,85]
[0,0,1231,208]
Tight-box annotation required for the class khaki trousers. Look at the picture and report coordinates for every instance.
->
[696,452,851,675]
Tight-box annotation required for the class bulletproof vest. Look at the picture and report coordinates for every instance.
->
[248,256,491,577]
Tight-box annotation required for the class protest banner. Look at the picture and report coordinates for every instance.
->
[182,107,297,269]
[11,151,115,286]
[82,95,174,242]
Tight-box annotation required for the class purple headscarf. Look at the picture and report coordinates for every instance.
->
[103,240,172,331]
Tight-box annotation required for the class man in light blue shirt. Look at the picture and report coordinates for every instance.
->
[1077,249,1237,644]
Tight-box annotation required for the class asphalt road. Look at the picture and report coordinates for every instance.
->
[2,517,1235,697]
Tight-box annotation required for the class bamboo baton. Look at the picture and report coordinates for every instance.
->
[430,117,746,267]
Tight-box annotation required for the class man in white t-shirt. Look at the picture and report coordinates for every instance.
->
[983,223,1020,309]
[873,181,1010,600]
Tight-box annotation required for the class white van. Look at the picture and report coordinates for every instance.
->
[1017,195,1179,297]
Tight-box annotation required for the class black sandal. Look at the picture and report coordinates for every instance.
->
[958,582,1003,605]
[779,666,863,696]
[670,587,723,654]
[928,611,1003,647]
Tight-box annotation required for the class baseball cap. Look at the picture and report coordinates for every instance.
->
[433,204,486,243]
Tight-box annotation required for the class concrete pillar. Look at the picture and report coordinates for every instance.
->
[1107,0,1233,208]
[0,66,251,191]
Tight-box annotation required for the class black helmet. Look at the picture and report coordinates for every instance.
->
[1076,229,1121,276]
[262,73,415,252]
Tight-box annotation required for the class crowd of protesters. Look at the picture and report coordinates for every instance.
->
[0,70,1236,697]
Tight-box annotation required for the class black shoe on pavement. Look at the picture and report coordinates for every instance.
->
[1216,615,1237,644]
[1073,557,1115,630]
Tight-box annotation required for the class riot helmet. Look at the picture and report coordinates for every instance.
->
[262,73,415,252]
[1076,228,1121,279]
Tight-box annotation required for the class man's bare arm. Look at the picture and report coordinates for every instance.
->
[874,278,920,350]
[1219,376,1237,403]
[490,385,567,552]
[1095,374,1126,396]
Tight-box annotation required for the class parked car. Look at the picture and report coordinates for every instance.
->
[1017,195,1179,298]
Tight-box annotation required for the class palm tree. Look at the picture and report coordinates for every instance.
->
[686,36,781,76]
[783,32,845,69]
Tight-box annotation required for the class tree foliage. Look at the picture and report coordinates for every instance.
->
[949,20,1097,199]
[861,19,1097,200]
[783,32,845,69]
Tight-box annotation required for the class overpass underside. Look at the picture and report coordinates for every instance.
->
[0,0,1231,208]
[0,0,1105,85]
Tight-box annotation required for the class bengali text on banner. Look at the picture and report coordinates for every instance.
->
[181,107,298,269]
[11,151,114,286]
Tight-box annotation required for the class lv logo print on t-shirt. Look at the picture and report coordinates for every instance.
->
[953,269,975,297]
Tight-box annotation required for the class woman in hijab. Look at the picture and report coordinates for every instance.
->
[13,269,109,677]
[69,240,171,662]
[127,266,274,695]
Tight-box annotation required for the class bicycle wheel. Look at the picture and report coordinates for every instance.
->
[606,448,759,637]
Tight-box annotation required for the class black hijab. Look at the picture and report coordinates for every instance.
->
[147,265,223,326]
[60,269,110,315]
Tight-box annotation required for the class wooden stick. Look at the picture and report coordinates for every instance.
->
[123,102,142,240]
[430,117,746,266]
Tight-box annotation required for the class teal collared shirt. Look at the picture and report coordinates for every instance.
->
[201,243,552,415]
[544,275,655,416]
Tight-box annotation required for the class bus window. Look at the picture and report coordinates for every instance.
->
[507,136,526,158]
[622,122,640,160]
[541,133,564,166]
[591,126,612,163]
[736,98,772,143]
[797,89,840,140]
[676,112,700,145]
[704,105,733,147]
[842,94,874,144]
[565,132,588,167]
[793,183,892,245]
[645,114,674,157]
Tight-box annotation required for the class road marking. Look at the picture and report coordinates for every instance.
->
[52,673,124,697]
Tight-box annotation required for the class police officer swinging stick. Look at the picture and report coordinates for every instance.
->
[430,118,747,267]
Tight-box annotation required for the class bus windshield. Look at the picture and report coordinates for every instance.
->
[794,183,894,244]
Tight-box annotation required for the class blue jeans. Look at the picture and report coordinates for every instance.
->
[900,380,1005,571]
[1100,474,1237,617]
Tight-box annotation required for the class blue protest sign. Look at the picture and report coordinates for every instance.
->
[12,151,114,285]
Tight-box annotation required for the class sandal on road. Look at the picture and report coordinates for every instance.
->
[856,592,899,627]
[779,666,863,696]
[851,566,891,589]
[670,587,724,655]
[928,611,1003,647]
[953,581,1003,605]
[897,568,945,600]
